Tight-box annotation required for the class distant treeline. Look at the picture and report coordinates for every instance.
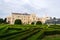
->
[0,18,8,24]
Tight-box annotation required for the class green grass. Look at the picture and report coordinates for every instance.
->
[42,35,60,40]
[27,30,44,40]
[0,24,60,40]
[12,29,40,40]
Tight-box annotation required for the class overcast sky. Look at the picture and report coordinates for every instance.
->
[0,0,60,18]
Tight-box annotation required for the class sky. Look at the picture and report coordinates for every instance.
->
[0,0,60,18]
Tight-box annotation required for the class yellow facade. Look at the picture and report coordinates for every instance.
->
[6,13,51,24]
[6,13,37,24]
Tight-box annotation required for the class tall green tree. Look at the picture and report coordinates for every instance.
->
[53,17,56,20]
[3,18,7,24]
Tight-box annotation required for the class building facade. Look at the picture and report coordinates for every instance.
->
[45,18,60,24]
[6,13,51,24]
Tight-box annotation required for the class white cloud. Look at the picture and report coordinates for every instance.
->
[28,0,48,9]
[4,0,12,2]
[3,0,29,5]
[0,0,60,18]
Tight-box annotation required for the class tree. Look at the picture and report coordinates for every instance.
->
[4,18,7,22]
[0,18,4,24]
[36,21,42,25]
[3,18,8,24]
[53,17,57,25]
[53,17,56,20]
[14,19,22,24]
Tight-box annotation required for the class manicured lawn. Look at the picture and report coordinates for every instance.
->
[42,35,60,40]
[0,24,60,40]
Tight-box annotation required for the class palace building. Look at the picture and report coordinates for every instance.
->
[6,13,51,24]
